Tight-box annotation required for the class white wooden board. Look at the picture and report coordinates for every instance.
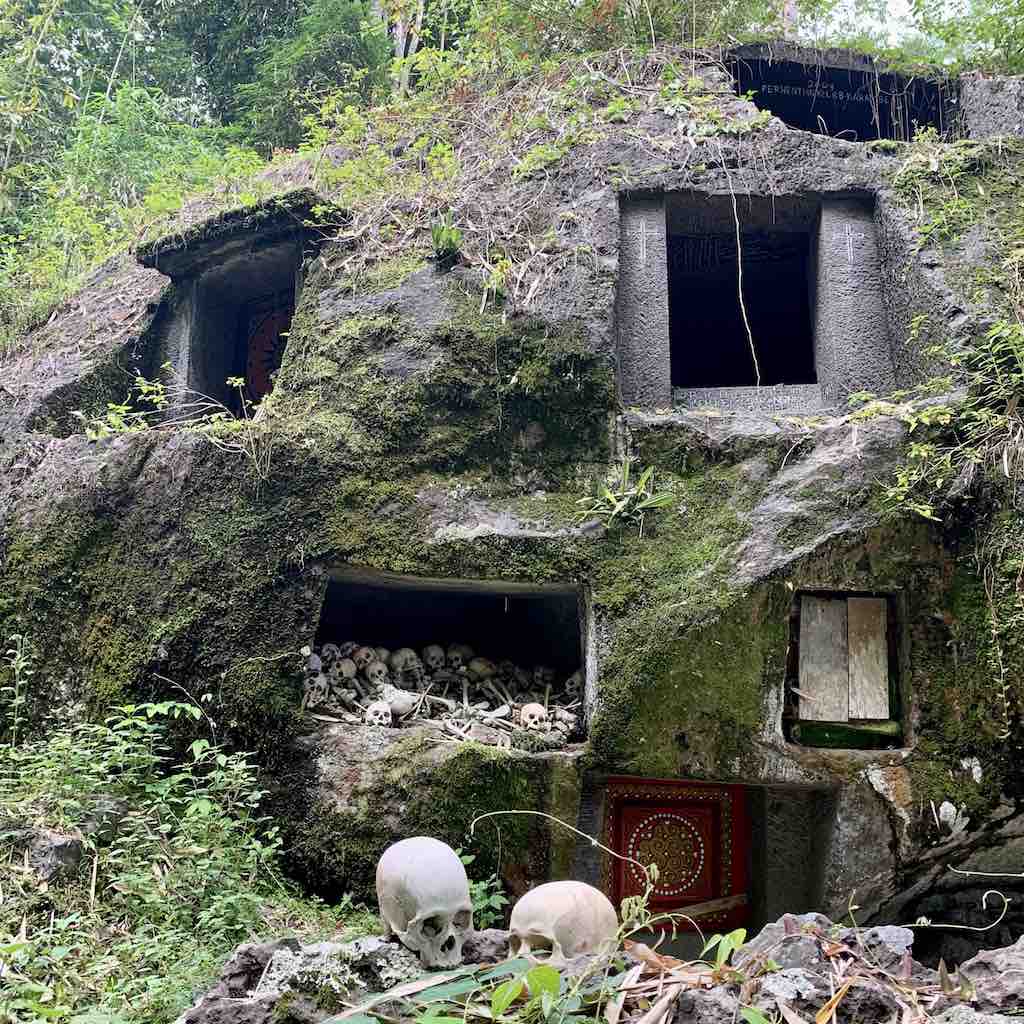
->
[848,597,890,720]
[798,596,850,722]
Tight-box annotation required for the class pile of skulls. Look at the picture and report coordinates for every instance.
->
[300,641,583,747]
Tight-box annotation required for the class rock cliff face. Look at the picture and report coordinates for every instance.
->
[3,44,1024,960]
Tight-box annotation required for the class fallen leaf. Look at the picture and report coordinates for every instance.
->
[776,1000,809,1024]
[815,982,851,1024]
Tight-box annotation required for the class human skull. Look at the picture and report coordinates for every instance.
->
[422,644,446,673]
[520,703,549,731]
[382,683,418,718]
[303,673,330,709]
[365,701,393,728]
[354,646,376,671]
[446,644,474,672]
[499,661,532,695]
[467,657,497,682]
[376,837,474,968]
[375,647,391,664]
[321,643,341,664]
[533,666,555,690]
[509,881,618,965]
[563,670,584,700]
[338,641,359,658]
[390,648,424,686]
[366,659,390,690]
[328,657,357,684]
[307,652,323,673]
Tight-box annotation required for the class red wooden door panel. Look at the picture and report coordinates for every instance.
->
[603,776,751,931]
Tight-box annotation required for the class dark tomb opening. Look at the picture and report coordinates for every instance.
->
[667,197,816,389]
[137,191,328,419]
[317,569,584,677]
[190,241,299,411]
[729,44,951,142]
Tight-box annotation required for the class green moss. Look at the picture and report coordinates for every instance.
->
[344,254,427,295]
[276,281,615,482]
[586,464,764,775]
[285,733,569,902]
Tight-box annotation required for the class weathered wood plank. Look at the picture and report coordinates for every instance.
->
[848,597,890,720]
[798,596,849,722]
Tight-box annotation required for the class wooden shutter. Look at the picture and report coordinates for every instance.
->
[797,596,849,722]
[848,597,890,720]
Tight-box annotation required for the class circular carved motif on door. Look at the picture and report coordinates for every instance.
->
[626,811,706,898]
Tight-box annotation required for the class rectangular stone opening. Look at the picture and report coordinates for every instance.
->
[785,590,903,749]
[729,44,952,142]
[617,192,895,411]
[318,568,585,687]
[668,221,815,389]
[138,190,324,418]
[188,241,300,411]
[574,774,834,957]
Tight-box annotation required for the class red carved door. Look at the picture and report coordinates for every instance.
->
[604,776,751,932]
[243,289,294,404]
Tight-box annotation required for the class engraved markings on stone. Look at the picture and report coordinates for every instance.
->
[842,223,867,263]
[626,811,706,897]
[848,597,890,719]
[798,596,850,722]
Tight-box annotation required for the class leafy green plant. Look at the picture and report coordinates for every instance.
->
[514,142,566,179]
[431,211,463,262]
[0,692,368,1023]
[458,851,510,928]
[576,460,675,536]
[1,633,33,746]
[73,374,168,440]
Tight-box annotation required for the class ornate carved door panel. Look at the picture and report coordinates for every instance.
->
[603,776,751,931]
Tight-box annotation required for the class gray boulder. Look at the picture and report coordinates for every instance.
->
[958,936,1024,1013]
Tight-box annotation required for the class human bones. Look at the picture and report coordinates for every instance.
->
[446,644,474,672]
[354,646,376,671]
[376,837,473,967]
[382,683,418,718]
[389,648,425,687]
[366,659,390,689]
[509,881,618,965]
[467,657,497,681]
[305,641,581,749]
[422,644,446,673]
[520,702,549,731]
[365,701,393,727]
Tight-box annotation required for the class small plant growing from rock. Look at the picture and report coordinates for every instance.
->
[575,459,674,536]
[430,212,462,264]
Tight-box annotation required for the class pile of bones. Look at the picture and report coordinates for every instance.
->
[301,641,582,747]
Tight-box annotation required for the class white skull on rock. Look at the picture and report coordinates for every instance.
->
[376,837,474,968]
[365,701,393,727]
[520,702,549,731]
[509,881,618,965]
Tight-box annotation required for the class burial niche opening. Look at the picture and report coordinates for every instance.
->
[189,243,298,411]
[136,190,325,416]
[314,570,586,728]
[785,590,903,749]
[729,44,950,142]
[666,194,816,390]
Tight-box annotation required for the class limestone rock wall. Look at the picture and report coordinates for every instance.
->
[1,48,1023,947]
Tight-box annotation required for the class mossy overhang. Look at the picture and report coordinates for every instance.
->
[135,188,346,279]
